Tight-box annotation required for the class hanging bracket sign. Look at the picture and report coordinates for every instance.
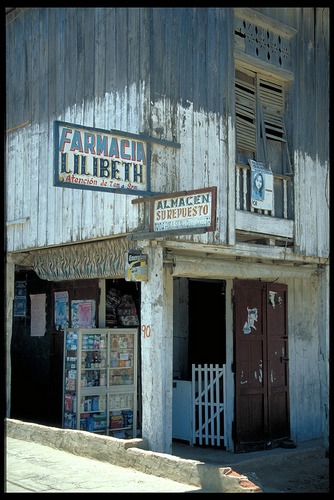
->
[125,249,148,282]
[144,187,217,233]
[132,186,216,235]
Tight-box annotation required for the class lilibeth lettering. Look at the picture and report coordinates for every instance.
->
[59,154,145,184]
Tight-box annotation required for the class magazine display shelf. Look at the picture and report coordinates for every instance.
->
[62,328,137,438]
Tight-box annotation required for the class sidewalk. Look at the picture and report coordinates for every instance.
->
[6,436,206,493]
[4,418,262,493]
[4,418,330,493]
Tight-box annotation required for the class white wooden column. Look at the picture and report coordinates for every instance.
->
[139,240,174,454]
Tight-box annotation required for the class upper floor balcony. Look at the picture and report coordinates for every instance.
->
[235,162,294,247]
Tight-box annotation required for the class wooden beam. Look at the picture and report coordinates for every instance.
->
[127,227,207,240]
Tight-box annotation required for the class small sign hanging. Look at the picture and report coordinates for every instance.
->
[125,250,148,282]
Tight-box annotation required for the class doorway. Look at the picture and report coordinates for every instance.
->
[10,274,141,429]
[188,279,227,370]
[11,270,52,424]
[172,278,227,446]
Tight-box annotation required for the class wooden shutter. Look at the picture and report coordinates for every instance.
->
[235,69,291,174]
[258,77,285,143]
[235,70,257,155]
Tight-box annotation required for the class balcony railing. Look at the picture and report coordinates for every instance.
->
[236,163,292,219]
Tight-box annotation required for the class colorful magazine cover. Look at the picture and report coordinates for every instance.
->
[54,291,69,331]
[71,300,96,328]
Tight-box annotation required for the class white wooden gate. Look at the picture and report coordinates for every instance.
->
[192,363,226,446]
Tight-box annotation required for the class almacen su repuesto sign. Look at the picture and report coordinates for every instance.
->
[150,187,217,232]
[54,121,150,194]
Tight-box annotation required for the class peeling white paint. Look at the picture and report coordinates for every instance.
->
[269,290,282,308]
[240,369,248,384]
[294,151,329,258]
[6,86,228,253]
[270,370,275,383]
[243,306,258,334]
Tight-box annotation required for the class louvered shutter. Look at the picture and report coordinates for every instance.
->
[258,78,285,142]
[235,71,256,155]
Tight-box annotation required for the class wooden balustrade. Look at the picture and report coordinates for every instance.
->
[235,164,291,219]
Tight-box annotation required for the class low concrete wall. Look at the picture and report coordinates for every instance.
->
[5,418,262,493]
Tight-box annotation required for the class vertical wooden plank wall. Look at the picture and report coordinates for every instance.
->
[5,8,329,258]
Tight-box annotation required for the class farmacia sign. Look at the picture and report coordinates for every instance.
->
[54,121,150,194]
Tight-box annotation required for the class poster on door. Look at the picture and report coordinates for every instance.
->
[54,291,69,331]
[71,300,96,328]
[249,160,273,211]
[14,280,27,317]
[30,294,46,337]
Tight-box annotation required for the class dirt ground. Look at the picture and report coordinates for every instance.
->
[172,438,330,493]
[234,447,330,493]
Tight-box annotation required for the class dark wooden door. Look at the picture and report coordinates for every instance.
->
[233,279,289,452]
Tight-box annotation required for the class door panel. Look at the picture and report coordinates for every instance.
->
[233,280,289,452]
[234,280,267,452]
[267,283,289,441]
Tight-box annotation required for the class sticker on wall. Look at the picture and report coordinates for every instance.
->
[243,306,258,334]
[268,291,282,308]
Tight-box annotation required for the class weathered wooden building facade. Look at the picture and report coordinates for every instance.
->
[6,7,329,454]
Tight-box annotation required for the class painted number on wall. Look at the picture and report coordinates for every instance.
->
[142,325,151,338]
